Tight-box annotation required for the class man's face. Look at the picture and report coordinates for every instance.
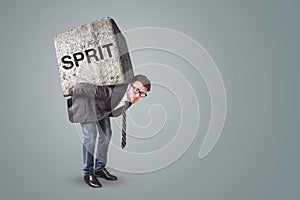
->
[126,81,148,104]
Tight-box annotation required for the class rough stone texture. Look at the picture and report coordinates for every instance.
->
[54,17,133,96]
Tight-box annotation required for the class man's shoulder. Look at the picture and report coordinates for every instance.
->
[75,83,117,90]
[76,82,113,87]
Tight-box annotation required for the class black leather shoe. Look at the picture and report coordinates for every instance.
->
[94,168,118,181]
[83,174,102,188]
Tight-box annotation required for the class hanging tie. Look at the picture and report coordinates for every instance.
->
[121,101,129,149]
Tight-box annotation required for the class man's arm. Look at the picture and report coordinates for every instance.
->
[69,83,108,98]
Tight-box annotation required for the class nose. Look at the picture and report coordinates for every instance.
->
[133,94,141,102]
[133,93,141,100]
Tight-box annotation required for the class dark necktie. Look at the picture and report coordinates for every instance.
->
[121,101,129,149]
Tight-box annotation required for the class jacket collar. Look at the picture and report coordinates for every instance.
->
[110,83,129,109]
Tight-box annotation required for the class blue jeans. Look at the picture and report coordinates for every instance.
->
[80,116,112,175]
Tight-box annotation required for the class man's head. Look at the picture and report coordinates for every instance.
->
[126,74,151,104]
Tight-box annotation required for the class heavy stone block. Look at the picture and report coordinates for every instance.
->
[54,17,134,96]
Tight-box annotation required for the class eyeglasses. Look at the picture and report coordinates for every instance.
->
[131,83,147,98]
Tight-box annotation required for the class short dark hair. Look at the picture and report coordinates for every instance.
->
[130,74,151,92]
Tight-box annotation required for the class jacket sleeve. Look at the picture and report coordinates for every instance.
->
[69,83,108,98]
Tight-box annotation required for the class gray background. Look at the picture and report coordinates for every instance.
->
[0,0,299,199]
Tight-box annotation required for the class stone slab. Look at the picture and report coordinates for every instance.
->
[54,17,133,96]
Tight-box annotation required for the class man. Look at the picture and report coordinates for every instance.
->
[67,74,151,188]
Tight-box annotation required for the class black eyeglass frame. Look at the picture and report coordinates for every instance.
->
[130,83,147,98]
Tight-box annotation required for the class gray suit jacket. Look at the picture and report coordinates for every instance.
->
[67,83,131,123]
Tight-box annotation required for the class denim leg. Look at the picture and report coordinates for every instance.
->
[81,122,98,175]
[95,116,112,171]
